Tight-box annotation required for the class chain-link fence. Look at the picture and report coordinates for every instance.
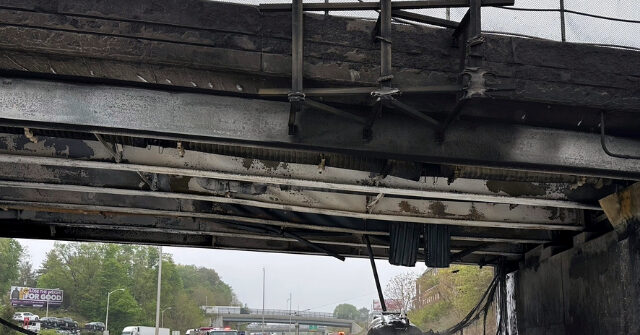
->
[254,0,640,50]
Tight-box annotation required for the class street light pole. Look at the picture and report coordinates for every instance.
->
[155,246,163,335]
[287,293,292,334]
[106,288,125,334]
[161,307,172,328]
[261,267,265,335]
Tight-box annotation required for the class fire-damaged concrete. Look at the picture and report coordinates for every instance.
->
[514,220,640,334]
[0,0,638,330]
[0,0,639,135]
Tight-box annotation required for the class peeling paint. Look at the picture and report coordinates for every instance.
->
[429,201,447,217]
[259,159,281,171]
[399,200,420,214]
[41,137,95,158]
[242,158,254,170]
[547,207,566,222]
[486,180,547,197]
[463,205,486,221]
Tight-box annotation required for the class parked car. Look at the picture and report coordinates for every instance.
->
[12,312,40,322]
[85,322,106,332]
[40,317,59,329]
[59,317,79,332]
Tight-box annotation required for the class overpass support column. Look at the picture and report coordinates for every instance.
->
[513,182,640,335]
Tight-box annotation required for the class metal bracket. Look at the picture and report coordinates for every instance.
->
[461,67,492,99]
[258,0,501,139]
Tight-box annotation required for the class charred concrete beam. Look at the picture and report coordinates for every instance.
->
[7,210,561,246]
[0,0,638,122]
[0,218,516,263]
[0,77,638,179]
[0,180,585,226]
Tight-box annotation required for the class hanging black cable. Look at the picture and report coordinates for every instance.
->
[600,111,640,160]
[0,317,37,335]
[364,235,387,312]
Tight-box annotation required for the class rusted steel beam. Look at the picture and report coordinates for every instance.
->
[0,198,584,230]
[259,0,515,12]
[0,154,602,210]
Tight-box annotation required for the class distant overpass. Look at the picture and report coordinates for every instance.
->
[203,307,361,333]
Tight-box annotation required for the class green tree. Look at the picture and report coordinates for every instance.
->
[17,260,37,287]
[21,241,238,334]
[177,265,236,306]
[0,303,16,335]
[0,238,23,293]
[107,290,143,335]
[356,307,369,322]
[408,266,493,332]
[333,304,359,320]
[38,242,103,314]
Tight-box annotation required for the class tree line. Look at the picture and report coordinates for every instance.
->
[0,239,238,335]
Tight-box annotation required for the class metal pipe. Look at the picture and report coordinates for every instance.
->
[0,154,601,210]
[468,0,482,67]
[0,186,585,230]
[364,236,386,312]
[379,0,392,86]
[259,0,515,12]
[600,111,640,160]
[292,0,303,92]
[288,0,304,135]
[450,236,550,244]
[559,0,566,42]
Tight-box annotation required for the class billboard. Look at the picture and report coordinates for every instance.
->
[9,286,63,307]
[372,299,403,312]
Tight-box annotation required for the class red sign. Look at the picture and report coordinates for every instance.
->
[372,299,403,311]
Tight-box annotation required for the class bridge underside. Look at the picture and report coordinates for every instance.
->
[0,0,638,269]
[0,76,637,267]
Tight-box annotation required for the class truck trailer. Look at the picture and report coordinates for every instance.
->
[122,326,170,335]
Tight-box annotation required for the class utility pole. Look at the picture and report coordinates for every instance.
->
[287,293,292,334]
[262,267,265,335]
[106,288,125,334]
[155,246,163,335]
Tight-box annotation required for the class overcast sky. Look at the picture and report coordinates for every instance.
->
[17,239,426,313]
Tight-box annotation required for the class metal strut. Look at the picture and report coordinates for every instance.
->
[365,0,393,140]
[440,0,486,137]
[257,0,512,138]
[364,235,387,311]
[288,0,304,135]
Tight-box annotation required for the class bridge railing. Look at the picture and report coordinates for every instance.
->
[255,0,639,50]
[246,309,336,319]
[203,306,336,319]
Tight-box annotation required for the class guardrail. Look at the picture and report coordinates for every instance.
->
[203,306,336,319]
